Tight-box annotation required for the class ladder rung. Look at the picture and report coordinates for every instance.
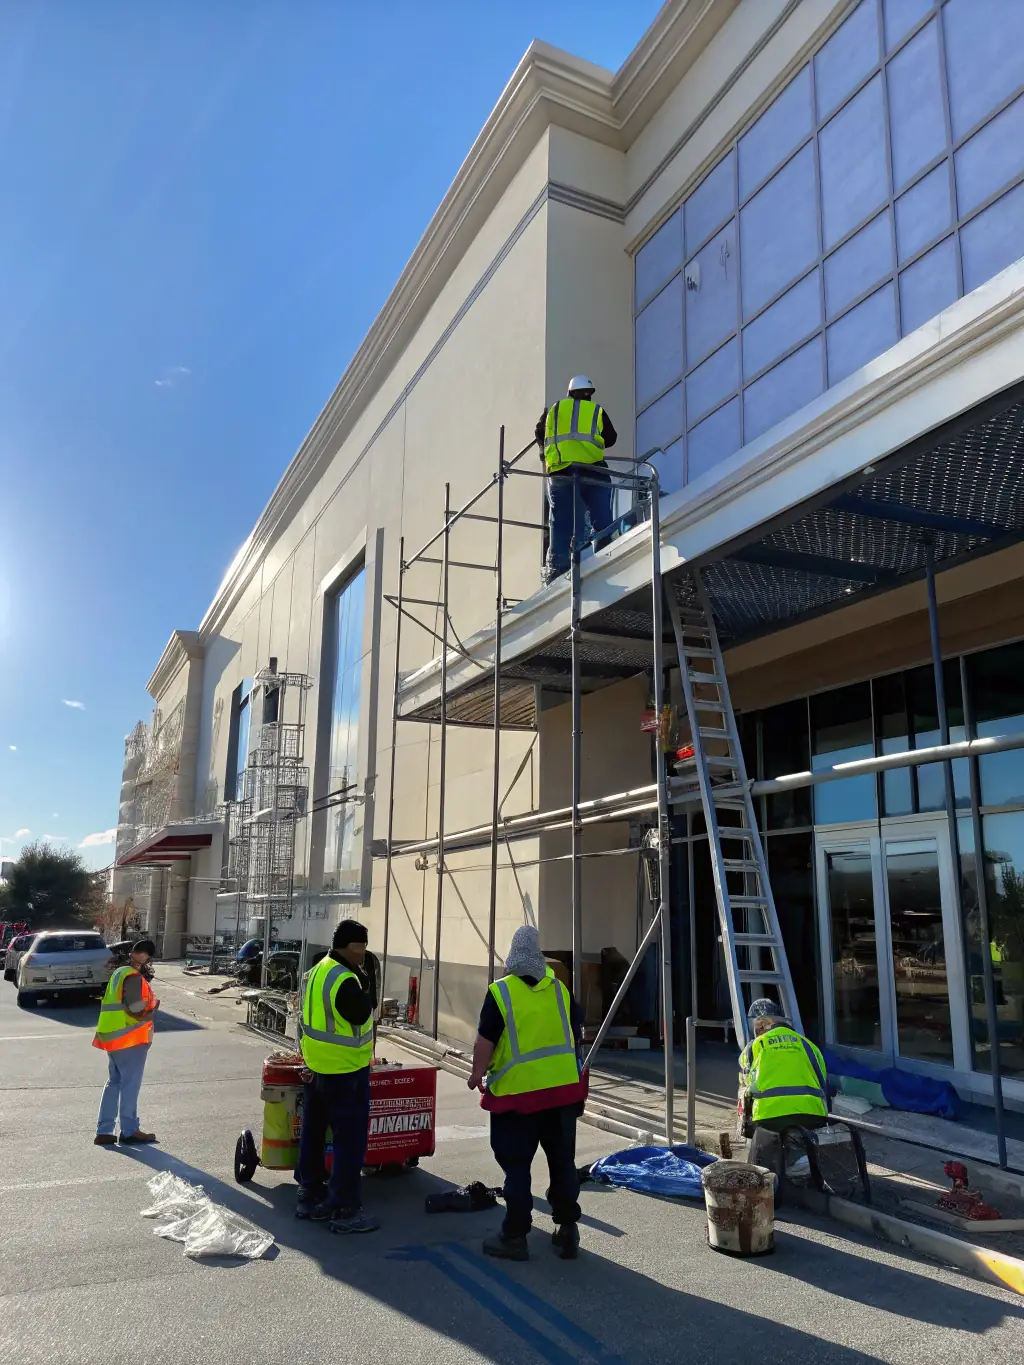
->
[699,727,731,741]
[688,671,723,685]
[705,756,738,768]
[733,933,778,947]
[737,969,787,984]
[730,894,769,906]
[684,646,715,658]
[694,700,726,711]
[722,859,762,873]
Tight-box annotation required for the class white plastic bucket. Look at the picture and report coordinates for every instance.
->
[701,1160,775,1256]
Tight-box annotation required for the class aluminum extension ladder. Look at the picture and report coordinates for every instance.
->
[666,568,802,1046]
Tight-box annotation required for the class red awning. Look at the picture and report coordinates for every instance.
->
[116,820,221,868]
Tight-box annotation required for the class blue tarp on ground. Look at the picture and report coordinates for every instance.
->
[589,1144,717,1198]
[824,1049,962,1120]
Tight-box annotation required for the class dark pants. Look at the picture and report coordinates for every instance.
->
[748,1113,826,1170]
[490,1104,582,1240]
[296,1067,371,1212]
[546,464,614,577]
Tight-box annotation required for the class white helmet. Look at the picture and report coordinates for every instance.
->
[567,374,595,396]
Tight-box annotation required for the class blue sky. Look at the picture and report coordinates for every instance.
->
[0,1,659,871]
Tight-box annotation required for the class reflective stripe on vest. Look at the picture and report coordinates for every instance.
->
[485,968,579,1096]
[746,1028,827,1121]
[299,957,373,1074]
[544,399,606,471]
[93,965,154,1051]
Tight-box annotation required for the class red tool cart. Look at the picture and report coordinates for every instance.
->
[233,1054,437,1183]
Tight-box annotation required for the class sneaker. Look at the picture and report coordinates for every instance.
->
[308,1200,340,1222]
[118,1131,157,1144]
[329,1209,380,1235]
[551,1224,580,1260]
[93,1134,117,1146]
[295,1188,326,1220]
[482,1233,529,1261]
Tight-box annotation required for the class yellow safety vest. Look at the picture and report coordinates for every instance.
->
[300,955,373,1075]
[740,1025,828,1124]
[544,398,607,472]
[486,968,580,1097]
[92,965,154,1052]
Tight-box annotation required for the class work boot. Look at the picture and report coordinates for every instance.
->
[119,1131,157,1144]
[93,1134,117,1146]
[308,1199,340,1222]
[551,1224,580,1260]
[329,1209,381,1234]
[295,1186,326,1220]
[482,1233,529,1261]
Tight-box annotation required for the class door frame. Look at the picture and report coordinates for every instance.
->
[815,814,971,1076]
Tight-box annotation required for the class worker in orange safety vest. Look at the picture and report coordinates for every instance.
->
[93,938,160,1146]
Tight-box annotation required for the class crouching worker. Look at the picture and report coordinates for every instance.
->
[740,998,829,1170]
[467,926,588,1262]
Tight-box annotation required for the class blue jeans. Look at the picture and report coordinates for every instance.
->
[545,464,614,577]
[96,1044,150,1136]
[296,1067,371,1212]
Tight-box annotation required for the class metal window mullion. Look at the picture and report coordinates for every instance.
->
[954,167,1024,235]
[736,129,815,216]
[808,54,829,392]
[877,0,903,338]
[948,78,1024,157]
[741,326,834,394]
[731,144,745,448]
[638,375,686,421]
[882,2,943,64]
[683,327,739,383]
[933,3,964,300]
[895,227,957,280]
[634,262,684,319]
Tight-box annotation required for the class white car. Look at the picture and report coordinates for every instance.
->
[3,933,37,983]
[16,930,114,1008]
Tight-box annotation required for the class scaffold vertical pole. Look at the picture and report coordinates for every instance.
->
[570,469,583,1003]
[646,468,675,1141]
[380,536,405,997]
[432,484,451,1038]
[487,429,505,983]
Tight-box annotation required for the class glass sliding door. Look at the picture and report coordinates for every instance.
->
[883,837,953,1064]
[820,842,884,1051]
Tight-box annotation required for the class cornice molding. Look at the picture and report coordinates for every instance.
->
[147,630,203,702]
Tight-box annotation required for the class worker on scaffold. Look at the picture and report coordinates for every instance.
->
[536,375,618,583]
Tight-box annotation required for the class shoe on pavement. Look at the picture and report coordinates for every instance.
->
[308,1200,341,1222]
[295,1187,326,1220]
[118,1131,158,1144]
[93,1134,117,1146]
[329,1209,380,1235]
[552,1224,580,1259]
[482,1234,529,1261]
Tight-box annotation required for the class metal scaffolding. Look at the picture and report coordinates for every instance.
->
[379,425,680,1137]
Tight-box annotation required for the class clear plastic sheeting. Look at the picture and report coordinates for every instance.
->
[141,1170,274,1260]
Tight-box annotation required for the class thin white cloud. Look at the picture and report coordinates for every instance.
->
[52,813,59,818]
[62,699,86,710]
[15,828,30,837]
[79,828,117,848]
[154,364,192,389]
[8,745,15,751]
[43,833,69,843]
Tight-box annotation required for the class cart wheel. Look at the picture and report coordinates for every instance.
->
[234,1129,259,1183]
[404,1156,420,1169]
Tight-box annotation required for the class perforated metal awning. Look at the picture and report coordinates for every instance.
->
[403,383,1024,729]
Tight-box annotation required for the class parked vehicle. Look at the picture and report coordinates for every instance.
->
[4,932,37,982]
[105,939,155,981]
[16,930,115,1008]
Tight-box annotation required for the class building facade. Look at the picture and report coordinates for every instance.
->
[118,0,1024,1108]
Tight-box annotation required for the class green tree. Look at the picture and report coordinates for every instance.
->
[0,841,97,931]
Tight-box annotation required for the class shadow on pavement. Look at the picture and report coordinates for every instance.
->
[112,1142,1022,1364]
[15,1000,203,1033]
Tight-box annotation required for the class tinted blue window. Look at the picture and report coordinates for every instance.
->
[636,384,683,458]
[824,211,892,318]
[649,437,684,496]
[811,683,878,824]
[819,76,889,250]
[942,0,1024,140]
[899,236,958,333]
[886,19,946,191]
[742,270,821,379]
[323,567,366,893]
[815,0,880,122]
[954,94,1024,219]
[635,211,682,307]
[895,164,951,263]
[738,67,813,199]
[684,152,735,256]
[883,0,933,52]
[635,277,683,410]
[743,337,824,443]
[686,338,739,428]
[960,182,1024,294]
[685,221,738,365]
[826,283,897,384]
[740,145,818,318]
[686,398,740,483]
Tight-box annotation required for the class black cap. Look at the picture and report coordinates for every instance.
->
[132,938,157,957]
[332,920,368,950]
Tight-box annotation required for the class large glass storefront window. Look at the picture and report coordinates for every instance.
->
[763,699,812,829]
[322,566,367,894]
[960,812,1024,1078]
[810,683,876,824]
[967,642,1024,807]
[905,661,968,811]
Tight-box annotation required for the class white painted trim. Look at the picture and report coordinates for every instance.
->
[318,531,367,600]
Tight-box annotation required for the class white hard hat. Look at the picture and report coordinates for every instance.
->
[567,374,595,395]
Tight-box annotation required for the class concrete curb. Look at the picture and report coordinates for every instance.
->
[829,1197,1024,1296]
